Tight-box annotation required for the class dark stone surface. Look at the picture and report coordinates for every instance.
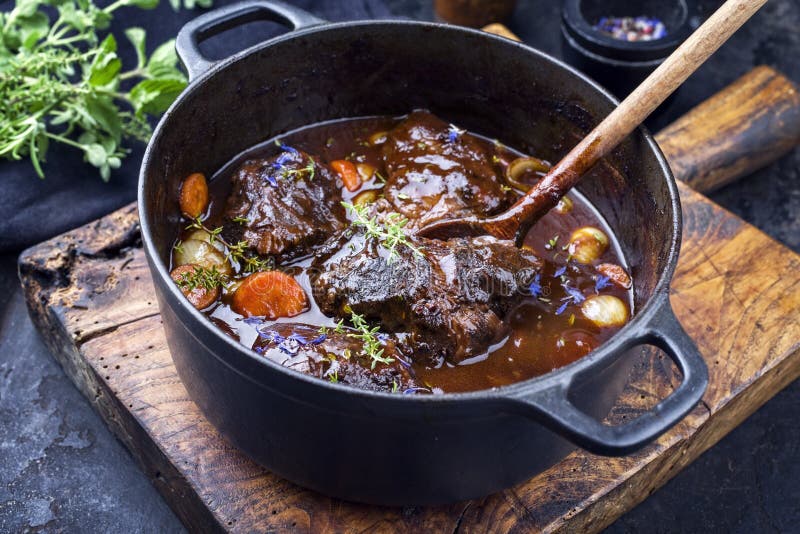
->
[0,0,798,532]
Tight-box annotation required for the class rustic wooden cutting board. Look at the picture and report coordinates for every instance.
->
[17,60,800,532]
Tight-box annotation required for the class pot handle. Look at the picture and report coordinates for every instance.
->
[175,0,326,80]
[504,293,708,455]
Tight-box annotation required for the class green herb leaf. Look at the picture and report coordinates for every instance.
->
[0,0,209,179]
[341,202,423,263]
[124,27,147,69]
[88,34,121,86]
[145,39,184,80]
[129,78,186,115]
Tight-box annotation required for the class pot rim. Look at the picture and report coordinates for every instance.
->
[138,18,682,407]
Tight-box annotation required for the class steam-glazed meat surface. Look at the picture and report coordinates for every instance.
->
[382,111,515,227]
[313,229,541,365]
[223,149,346,261]
[171,111,633,394]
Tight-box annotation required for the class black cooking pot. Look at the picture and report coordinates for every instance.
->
[138,0,707,506]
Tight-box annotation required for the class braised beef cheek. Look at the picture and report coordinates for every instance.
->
[312,231,541,365]
[223,150,347,261]
[382,111,515,228]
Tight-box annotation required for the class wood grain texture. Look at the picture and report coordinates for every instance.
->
[18,182,800,532]
[656,65,800,193]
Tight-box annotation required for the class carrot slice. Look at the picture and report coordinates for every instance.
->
[171,264,220,310]
[179,172,209,218]
[331,160,362,192]
[231,271,308,319]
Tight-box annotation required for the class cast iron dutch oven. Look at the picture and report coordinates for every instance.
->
[138,0,708,506]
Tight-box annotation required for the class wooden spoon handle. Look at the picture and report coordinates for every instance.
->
[655,66,800,193]
[494,0,767,241]
[482,26,800,195]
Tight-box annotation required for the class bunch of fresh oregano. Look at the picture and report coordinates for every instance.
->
[0,0,210,180]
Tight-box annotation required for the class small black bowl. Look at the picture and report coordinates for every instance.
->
[562,0,697,98]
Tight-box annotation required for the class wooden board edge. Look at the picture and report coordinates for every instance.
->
[18,219,227,534]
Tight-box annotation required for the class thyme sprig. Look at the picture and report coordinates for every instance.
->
[0,0,206,179]
[347,311,393,369]
[341,202,423,263]
[175,265,227,292]
[279,157,315,181]
[184,216,273,274]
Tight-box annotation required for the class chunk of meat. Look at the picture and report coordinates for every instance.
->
[223,149,346,261]
[312,234,541,365]
[251,324,417,393]
[381,110,515,228]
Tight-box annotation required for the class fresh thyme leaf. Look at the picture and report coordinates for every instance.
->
[347,311,393,369]
[280,157,315,181]
[341,202,423,263]
[186,217,274,274]
[0,0,209,179]
[176,265,227,292]
[231,215,249,225]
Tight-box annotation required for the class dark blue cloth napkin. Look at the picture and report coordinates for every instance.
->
[0,0,393,252]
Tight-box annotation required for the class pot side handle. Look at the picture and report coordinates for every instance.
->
[503,293,708,456]
[175,0,326,81]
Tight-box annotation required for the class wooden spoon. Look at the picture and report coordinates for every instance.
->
[416,0,767,243]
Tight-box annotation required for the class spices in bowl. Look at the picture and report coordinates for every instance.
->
[594,16,668,42]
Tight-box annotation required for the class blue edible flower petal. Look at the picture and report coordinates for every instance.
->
[265,174,278,187]
[529,273,542,297]
[278,339,300,355]
[309,334,327,345]
[554,266,567,278]
[595,275,611,293]
[555,301,569,315]
[447,124,464,143]
[563,284,586,303]
[258,329,286,344]
[287,333,309,345]
[280,144,299,154]
[243,317,263,325]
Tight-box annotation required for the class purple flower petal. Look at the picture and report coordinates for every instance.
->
[446,124,463,143]
[258,329,285,344]
[280,144,298,154]
[554,266,567,278]
[403,387,431,395]
[309,334,327,345]
[529,273,542,297]
[556,301,569,315]
[287,333,309,345]
[563,284,586,303]
[595,275,611,293]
